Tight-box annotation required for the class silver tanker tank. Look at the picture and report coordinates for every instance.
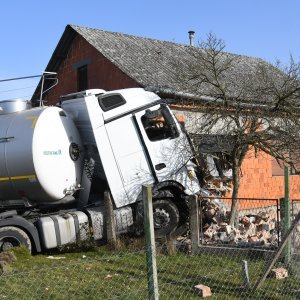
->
[0,99,32,114]
[0,106,83,204]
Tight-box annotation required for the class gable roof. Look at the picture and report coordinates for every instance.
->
[70,25,197,90]
[32,24,278,102]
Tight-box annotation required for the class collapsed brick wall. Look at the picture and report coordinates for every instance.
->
[200,197,278,247]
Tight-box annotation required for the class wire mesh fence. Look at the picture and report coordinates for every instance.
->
[0,244,149,300]
[196,196,280,249]
[0,236,300,299]
[0,195,299,299]
[158,243,300,299]
[292,199,300,254]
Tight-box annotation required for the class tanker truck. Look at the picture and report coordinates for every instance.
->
[0,88,200,253]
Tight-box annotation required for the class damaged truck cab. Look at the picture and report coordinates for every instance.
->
[61,88,200,237]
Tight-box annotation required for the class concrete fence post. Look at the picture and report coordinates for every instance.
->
[143,185,159,300]
[189,195,200,253]
[104,190,117,249]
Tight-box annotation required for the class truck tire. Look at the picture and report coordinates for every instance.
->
[0,226,32,253]
[152,199,180,238]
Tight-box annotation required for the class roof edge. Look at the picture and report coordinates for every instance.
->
[31,25,77,103]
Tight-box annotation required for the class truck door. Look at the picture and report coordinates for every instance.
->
[134,104,192,184]
[104,114,154,207]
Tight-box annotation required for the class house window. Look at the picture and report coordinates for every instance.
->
[77,65,88,91]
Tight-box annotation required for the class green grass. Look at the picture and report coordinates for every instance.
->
[0,245,299,299]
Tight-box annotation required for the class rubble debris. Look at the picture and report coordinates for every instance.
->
[194,284,212,298]
[176,236,191,253]
[270,268,288,279]
[241,216,251,226]
[293,223,300,252]
[199,197,278,247]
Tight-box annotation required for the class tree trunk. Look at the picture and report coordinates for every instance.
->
[229,158,240,226]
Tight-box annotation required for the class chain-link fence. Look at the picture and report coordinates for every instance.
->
[0,244,150,299]
[0,193,299,299]
[292,199,300,255]
[196,196,280,249]
[186,195,300,299]
[0,236,299,299]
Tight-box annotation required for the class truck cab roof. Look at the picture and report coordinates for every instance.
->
[60,88,161,121]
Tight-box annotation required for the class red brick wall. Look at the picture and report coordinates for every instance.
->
[238,149,300,199]
[46,35,139,105]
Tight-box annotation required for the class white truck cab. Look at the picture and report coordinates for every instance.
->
[61,88,200,236]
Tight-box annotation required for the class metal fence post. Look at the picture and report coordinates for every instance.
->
[143,185,159,300]
[284,166,291,263]
[242,260,250,289]
[276,198,280,248]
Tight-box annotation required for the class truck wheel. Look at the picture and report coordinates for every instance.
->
[0,226,32,253]
[152,200,179,238]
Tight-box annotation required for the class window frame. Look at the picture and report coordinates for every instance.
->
[141,105,179,142]
[77,64,88,92]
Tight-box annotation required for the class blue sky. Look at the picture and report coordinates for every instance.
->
[0,0,299,100]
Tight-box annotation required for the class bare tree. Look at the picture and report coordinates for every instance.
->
[173,33,300,225]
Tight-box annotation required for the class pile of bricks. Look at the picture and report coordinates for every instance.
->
[293,223,300,252]
[200,198,278,247]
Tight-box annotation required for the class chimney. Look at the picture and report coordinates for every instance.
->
[188,31,195,47]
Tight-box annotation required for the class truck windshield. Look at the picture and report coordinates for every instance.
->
[141,105,179,142]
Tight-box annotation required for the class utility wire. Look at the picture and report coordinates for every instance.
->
[0,95,33,102]
[0,86,37,93]
[0,75,41,83]
[0,72,57,103]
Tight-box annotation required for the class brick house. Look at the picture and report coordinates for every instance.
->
[32,24,300,200]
